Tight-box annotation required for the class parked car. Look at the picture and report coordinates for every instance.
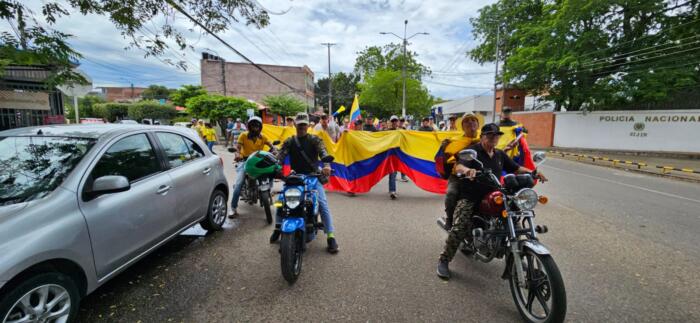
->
[0,124,229,322]
[173,122,192,127]
[116,119,138,125]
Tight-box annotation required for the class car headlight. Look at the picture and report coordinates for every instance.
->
[513,188,538,210]
[284,188,303,209]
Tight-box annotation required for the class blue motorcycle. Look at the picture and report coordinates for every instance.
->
[275,159,332,284]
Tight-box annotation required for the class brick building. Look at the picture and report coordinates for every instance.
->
[0,65,65,130]
[95,86,146,102]
[200,54,314,110]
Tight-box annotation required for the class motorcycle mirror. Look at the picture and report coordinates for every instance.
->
[227,147,238,153]
[533,151,546,164]
[321,156,334,163]
[458,149,478,162]
[272,140,281,145]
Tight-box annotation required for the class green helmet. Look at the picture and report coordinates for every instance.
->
[244,150,281,179]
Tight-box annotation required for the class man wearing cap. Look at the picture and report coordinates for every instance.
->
[447,115,458,131]
[436,123,548,279]
[285,116,295,128]
[385,115,402,199]
[398,117,408,130]
[498,107,527,152]
[418,117,434,132]
[438,113,481,230]
[314,113,341,142]
[362,115,378,132]
[273,113,339,253]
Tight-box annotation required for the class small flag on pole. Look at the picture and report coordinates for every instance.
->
[349,94,361,129]
[333,105,346,116]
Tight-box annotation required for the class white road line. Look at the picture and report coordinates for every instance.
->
[544,164,700,205]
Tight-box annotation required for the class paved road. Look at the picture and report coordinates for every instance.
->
[77,151,700,322]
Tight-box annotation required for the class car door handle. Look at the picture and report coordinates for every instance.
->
[203,167,212,175]
[156,185,171,195]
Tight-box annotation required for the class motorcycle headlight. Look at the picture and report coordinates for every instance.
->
[513,188,538,211]
[284,188,303,209]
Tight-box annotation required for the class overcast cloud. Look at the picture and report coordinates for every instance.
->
[5,0,498,100]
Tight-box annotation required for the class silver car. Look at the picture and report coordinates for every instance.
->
[0,125,229,322]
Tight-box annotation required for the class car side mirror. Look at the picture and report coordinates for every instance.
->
[321,156,334,163]
[458,149,478,162]
[92,176,130,195]
[272,140,281,145]
[533,151,546,164]
[227,147,238,153]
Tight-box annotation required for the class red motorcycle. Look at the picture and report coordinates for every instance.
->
[438,149,567,323]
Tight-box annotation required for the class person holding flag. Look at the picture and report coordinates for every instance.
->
[348,94,362,129]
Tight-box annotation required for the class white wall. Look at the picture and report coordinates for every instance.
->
[553,110,700,153]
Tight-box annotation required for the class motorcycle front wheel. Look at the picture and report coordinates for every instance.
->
[261,191,273,224]
[280,231,303,284]
[508,250,567,323]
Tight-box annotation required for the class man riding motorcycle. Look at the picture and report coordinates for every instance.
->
[436,123,547,279]
[230,116,274,217]
[270,112,339,254]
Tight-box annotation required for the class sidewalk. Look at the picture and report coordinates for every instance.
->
[545,148,700,182]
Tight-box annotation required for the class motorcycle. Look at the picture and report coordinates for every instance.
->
[437,149,567,323]
[274,156,334,285]
[228,144,280,224]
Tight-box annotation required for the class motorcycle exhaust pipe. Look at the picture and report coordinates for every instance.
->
[436,218,447,231]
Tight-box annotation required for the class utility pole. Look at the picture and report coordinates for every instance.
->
[381,20,428,118]
[221,56,227,96]
[492,25,500,123]
[321,43,336,116]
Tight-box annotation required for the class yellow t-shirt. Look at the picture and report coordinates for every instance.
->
[203,128,217,142]
[238,132,270,157]
[444,135,479,174]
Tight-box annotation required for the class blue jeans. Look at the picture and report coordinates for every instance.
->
[207,141,215,152]
[389,172,397,193]
[276,179,334,234]
[230,162,246,210]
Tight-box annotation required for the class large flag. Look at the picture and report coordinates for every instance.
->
[348,94,361,129]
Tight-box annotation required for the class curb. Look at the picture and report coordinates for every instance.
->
[548,150,700,183]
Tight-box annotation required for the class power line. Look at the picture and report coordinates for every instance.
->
[165,0,302,94]
[229,24,281,64]
[585,44,700,72]
[424,80,492,89]
[581,35,700,68]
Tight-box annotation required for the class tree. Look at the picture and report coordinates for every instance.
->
[0,1,270,85]
[64,94,106,120]
[141,85,173,101]
[186,94,257,132]
[314,72,361,112]
[469,0,700,111]
[170,85,207,107]
[359,69,433,118]
[354,43,431,80]
[127,100,177,121]
[263,95,307,118]
[93,103,130,122]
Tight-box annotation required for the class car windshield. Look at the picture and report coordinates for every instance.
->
[0,136,95,206]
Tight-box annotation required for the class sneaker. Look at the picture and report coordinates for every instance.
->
[327,237,339,254]
[228,208,239,219]
[437,259,450,279]
[400,177,409,182]
[390,192,397,200]
[269,230,281,244]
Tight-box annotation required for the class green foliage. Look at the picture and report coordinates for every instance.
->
[314,72,360,113]
[359,69,433,118]
[263,95,307,118]
[170,85,207,107]
[186,94,257,131]
[64,94,106,120]
[354,43,431,80]
[469,0,700,110]
[127,100,177,121]
[93,103,130,122]
[141,85,173,101]
[0,1,269,84]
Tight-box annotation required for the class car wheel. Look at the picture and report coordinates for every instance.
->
[0,272,80,323]
[200,189,227,231]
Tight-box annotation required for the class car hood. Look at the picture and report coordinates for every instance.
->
[0,202,28,219]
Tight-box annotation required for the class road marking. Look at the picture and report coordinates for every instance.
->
[544,164,700,205]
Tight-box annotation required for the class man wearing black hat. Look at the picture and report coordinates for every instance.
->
[418,117,434,132]
[498,107,518,127]
[436,123,547,279]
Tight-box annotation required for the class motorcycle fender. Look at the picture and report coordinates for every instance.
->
[281,218,305,233]
[520,240,551,255]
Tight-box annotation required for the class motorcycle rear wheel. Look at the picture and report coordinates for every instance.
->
[280,231,303,284]
[261,191,273,224]
[509,250,567,323]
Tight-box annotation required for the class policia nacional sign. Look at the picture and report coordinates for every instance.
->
[598,114,700,138]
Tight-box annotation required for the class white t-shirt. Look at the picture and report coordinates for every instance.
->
[314,122,341,141]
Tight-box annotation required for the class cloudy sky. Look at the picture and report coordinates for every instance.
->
[8,0,498,100]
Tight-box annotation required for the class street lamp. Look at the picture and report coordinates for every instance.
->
[380,20,429,118]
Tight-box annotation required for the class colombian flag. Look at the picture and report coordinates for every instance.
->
[348,94,361,130]
[498,125,535,170]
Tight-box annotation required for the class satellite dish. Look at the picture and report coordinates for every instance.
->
[57,69,93,97]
